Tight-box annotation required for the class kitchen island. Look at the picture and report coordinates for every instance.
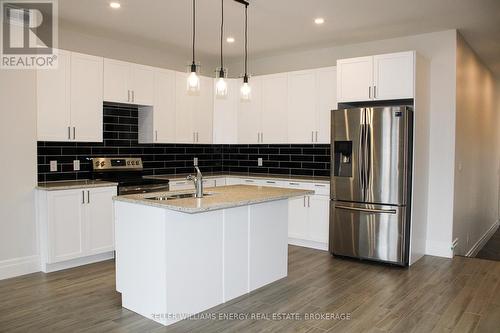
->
[113,184,313,326]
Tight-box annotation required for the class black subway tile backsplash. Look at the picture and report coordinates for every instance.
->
[37,103,330,182]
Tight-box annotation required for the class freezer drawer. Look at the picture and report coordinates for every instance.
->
[329,201,407,265]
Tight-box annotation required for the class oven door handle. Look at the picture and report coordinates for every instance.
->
[335,205,397,215]
[119,184,170,194]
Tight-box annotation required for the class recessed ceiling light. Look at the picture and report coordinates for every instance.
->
[109,2,121,9]
[314,17,325,25]
[226,37,235,43]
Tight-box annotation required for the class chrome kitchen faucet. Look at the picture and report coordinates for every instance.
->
[187,166,204,198]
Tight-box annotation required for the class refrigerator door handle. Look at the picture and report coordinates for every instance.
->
[358,110,365,199]
[335,205,397,215]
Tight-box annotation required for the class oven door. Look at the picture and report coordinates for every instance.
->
[330,201,407,265]
[119,183,170,195]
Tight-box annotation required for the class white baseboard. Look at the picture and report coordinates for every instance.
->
[0,255,40,281]
[288,238,328,251]
[41,251,115,273]
[466,221,500,257]
[425,240,453,258]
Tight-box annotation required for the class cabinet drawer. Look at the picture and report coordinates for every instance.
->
[169,180,195,191]
[311,183,330,195]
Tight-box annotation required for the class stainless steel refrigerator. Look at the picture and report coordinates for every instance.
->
[330,106,413,266]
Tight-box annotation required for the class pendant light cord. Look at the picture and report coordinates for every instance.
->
[192,0,196,65]
[220,0,224,69]
[244,4,248,75]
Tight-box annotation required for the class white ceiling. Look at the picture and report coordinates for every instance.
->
[57,0,500,76]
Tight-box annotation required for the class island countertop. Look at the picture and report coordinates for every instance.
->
[113,184,314,214]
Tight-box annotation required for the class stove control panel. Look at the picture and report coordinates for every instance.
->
[92,157,143,171]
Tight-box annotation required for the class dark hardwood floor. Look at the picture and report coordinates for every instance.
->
[1,246,500,332]
[476,227,500,261]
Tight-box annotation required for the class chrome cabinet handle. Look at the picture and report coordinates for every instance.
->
[315,131,318,142]
[257,133,260,143]
[261,132,264,143]
[311,131,314,142]
[266,181,276,184]
[368,86,371,99]
[289,182,300,186]
[308,196,310,207]
[68,126,71,140]
[373,86,376,99]
[87,190,90,204]
[303,196,306,207]
[82,191,85,204]
[335,205,397,215]
[73,127,76,140]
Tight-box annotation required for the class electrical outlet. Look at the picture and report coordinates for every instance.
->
[73,160,80,171]
[50,160,57,172]
[193,157,198,166]
[258,158,263,167]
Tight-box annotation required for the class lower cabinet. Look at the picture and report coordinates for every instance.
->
[288,193,330,250]
[37,186,117,271]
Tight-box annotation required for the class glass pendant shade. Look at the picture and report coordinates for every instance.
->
[240,75,251,101]
[215,68,228,98]
[187,64,200,94]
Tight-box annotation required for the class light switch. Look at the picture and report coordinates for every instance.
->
[258,158,263,167]
[50,160,57,172]
[73,160,80,171]
[193,157,198,166]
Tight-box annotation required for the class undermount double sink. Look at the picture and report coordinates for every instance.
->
[146,192,216,201]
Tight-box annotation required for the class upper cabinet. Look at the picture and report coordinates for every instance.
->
[103,59,155,106]
[287,67,337,144]
[237,76,263,144]
[337,51,414,103]
[261,74,288,144]
[36,50,103,142]
[213,79,238,144]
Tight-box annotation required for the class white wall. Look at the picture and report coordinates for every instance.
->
[0,70,39,279]
[59,22,218,75]
[453,34,500,256]
[228,30,458,257]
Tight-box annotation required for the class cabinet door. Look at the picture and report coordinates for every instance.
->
[154,69,176,143]
[307,195,330,243]
[287,70,316,143]
[103,58,130,103]
[288,196,309,239]
[175,72,195,143]
[213,79,238,144]
[70,52,103,142]
[130,64,155,105]
[373,52,414,100]
[194,76,214,144]
[237,76,262,144]
[337,56,373,103]
[261,74,288,143]
[316,67,337,143]
[85,187,116,255]
[36,49,71,141]
[47,189,85,263]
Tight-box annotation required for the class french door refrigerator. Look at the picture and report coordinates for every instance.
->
[330,106,413,266]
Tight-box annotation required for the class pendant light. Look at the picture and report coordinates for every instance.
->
[240,3,251,101]
[215,0,228,98]
[187,0,200,94]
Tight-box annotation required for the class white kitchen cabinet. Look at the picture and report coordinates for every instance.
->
[46,189,85,263]
[316,66,337,143]
[261,73,288,143]
[287,67,337,144]
[169,180,194,191]
[337,51,415,103]
[37,186,117,271]
[373,52,414,100]
[213,79,238,144]
[336,56,373,103]
[287,70,317,143]
[37,49,71,141]
[139,69,176,143]
[70,52,103,142]
[85,187,116,255]
[288,196,309,240]
[175,73,213,144]
[307,195,330,243]
[237,76,263,144]
[36,50,103,142]
[103,58,155,105]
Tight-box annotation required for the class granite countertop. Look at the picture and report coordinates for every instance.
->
[145,172,330,184]
[36,180,118,191]
[114,184,314,214]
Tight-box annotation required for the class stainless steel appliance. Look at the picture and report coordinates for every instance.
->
[91,157,169,195]
[330,106,413,266]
